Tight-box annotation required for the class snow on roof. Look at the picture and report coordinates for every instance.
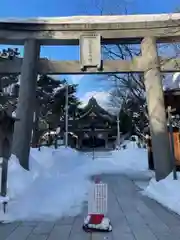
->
[0,13,179,24]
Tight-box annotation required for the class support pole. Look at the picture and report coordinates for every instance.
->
[115,78,121,148]
[167,106,177,180]
[116,115,120,147]
[105,133,108,149]
[1,157,8,197]
[12,40,40,170]
[141,37,172,181]
[65,84,68,147]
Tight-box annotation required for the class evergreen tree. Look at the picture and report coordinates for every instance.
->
[32,76,80,146]
[0,48,20,113]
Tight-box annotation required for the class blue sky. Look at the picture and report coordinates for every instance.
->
[0,0,179,105]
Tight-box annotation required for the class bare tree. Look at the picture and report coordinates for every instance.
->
[89,1,180,136]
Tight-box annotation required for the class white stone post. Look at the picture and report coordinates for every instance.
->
[141,37,172,181]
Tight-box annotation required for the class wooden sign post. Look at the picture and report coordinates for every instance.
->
[0,110,18,214]
[83,177,112,232]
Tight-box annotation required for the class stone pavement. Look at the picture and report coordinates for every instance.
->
[1,174,180,240]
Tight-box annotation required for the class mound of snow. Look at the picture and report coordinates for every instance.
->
[122,140,138,149]
[143,172,180,215]
[30,146,86,175]
[8,155,34,199]
[1,142,148,222]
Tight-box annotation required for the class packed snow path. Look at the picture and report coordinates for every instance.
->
[1,175,180,240]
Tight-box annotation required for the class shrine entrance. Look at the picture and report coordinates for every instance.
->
[82,135,105,148]
[0,14,180,180]
[56,97,116,149]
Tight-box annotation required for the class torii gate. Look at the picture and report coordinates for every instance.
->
[0,13,180,181]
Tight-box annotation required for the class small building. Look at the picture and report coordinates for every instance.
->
[146,88,180,170]
[164,89,180,168]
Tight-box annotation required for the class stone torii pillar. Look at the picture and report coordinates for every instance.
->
[141,37,172,181]
[12,40,40,170]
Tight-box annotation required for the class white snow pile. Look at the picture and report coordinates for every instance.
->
[1,138,180,222]
[143,172,180,215]
[0,141,148,222]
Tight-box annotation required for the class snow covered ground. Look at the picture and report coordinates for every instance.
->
[144,173,180,215]
[0,139,180,222]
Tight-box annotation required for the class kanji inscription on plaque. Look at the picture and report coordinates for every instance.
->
[80,33,101,70]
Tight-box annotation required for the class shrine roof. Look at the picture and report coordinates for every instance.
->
[76,97,115,122]
[1,13,179,25]
[164,89,180,114]
[164,89,180,96]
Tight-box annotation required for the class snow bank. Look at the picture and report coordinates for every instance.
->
[143,172,180,215]
[4,140,180,222]
[122,140,138,149]
[8,155,34,199]
[0,141,149,222]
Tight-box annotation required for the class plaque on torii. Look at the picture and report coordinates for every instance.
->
[80,33,102,71]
